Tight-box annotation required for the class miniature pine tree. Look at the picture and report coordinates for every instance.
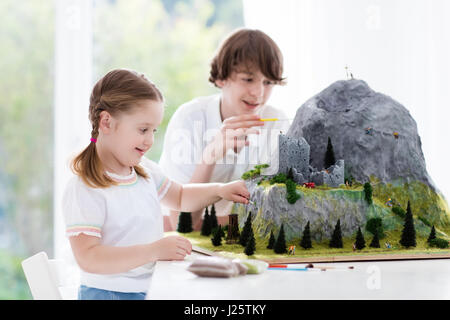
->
[200,207,212,236]
[239,212,252,247]
[266,230,275,249]
[300,221,312,249]
[177,212,193,233]
[211,225,222,247]
[210,203,218,231]
[329,219,343,248]
[355,227,366,250]
[399,201,416,248]
[287,167,294,180]
[244,228,256,256]
[363,182,373,205]
[274,224,287,254]
[324,137,336,169]
[427,225,437,244]
[369,227,380,248]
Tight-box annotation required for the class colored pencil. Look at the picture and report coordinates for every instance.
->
[268,267,308,271]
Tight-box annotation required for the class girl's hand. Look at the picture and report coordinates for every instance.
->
[153,235,192,261]
[218,180,251,204]
[202,114,264,164]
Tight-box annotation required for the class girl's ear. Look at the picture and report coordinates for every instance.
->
[99,110,113,134]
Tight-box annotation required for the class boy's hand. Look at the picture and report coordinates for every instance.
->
[218,180,251,204]
[154,235,192,261]
[203,114,264,164]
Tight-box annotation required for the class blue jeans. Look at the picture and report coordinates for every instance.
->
[78,285,147,300]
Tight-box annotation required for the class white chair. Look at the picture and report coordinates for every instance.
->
[21,251,78,300]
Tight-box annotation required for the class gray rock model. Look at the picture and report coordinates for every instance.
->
[238,79,449,242]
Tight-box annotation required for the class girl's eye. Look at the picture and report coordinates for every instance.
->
[264,80,275,86]
[243,78,253,82]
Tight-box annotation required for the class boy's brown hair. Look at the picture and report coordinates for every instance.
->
[209,28,285,86]
[71,69,163,188]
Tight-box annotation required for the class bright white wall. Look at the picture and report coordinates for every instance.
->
[243,0,450,202]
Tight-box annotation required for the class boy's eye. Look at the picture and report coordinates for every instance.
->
[140,128,148,133]
[153,129,157,133]
[242,78,253,82]
[264,80,275,85]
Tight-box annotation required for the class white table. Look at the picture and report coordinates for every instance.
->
[147,254,450,300]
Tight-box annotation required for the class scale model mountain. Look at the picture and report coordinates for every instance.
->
[238,79,450,243]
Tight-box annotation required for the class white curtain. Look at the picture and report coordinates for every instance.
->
[54,0,92,273]
[243,0,450,202]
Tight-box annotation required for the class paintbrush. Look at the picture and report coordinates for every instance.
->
[259,118,293,122]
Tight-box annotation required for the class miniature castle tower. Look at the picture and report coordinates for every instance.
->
[276,134,310,184]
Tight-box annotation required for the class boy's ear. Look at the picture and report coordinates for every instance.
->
[215,79,225,88]
[99,110,113,134]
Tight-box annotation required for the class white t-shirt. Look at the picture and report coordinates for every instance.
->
[62,160,171,293]
[158,94,290,216]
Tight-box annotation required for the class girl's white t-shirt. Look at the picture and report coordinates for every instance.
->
[62,160,171,293]
[158,94,290,216]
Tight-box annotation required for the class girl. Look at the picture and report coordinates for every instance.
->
[62,69,250,300]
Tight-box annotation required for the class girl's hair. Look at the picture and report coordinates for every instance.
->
[71,69,163,188]
[209,28,285,87]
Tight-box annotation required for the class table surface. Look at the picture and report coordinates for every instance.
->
[146,253,450,300]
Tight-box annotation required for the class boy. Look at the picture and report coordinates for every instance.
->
[157,28,290,230]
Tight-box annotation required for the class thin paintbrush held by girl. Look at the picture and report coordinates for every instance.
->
[62,69,250,300]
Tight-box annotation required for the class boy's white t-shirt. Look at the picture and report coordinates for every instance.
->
[158,93,290,217]
[62,160,171,293]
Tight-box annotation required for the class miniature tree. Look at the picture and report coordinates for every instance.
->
[211,224,222,247]
[369,227,381,248]
[239,212,253,247]
[287,167,294,180]
[244,228,256,256]
[274,224,287,254]
[210,203,218,231]
[363,182,373,205]
[324,137,336,169]
[355,227,366,250]
[177,211,193,233]
[329,219,343,248]
[286,179,300,204]
[300,221,312,249]
[200,207,212,236]
[427,225,437,244]
[399,200,416,248]
[266,230,275,249]
[219,225,226,238]
[366,217,383,239]
[226,214,240,244]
